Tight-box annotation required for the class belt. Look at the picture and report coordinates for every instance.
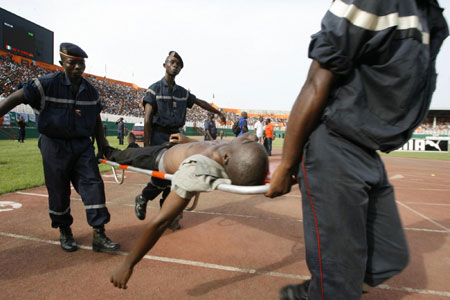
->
[153,126,180,134]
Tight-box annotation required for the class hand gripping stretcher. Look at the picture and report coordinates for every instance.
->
[99,159,270,211]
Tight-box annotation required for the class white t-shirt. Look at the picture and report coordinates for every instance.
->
[255,121,264,138]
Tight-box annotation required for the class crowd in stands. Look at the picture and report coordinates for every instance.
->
[416,118,450,135]
[2,53,449,135]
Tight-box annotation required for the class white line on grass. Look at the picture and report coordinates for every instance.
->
[0,231,449,297]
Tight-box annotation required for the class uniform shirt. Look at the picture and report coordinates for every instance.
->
[23,71,101,139]
[310,0,448,152]
[117,121,125,134]
[265,122,274,139]
[143,77,196,130]
[204,119,217,140]
[171,154,231,199]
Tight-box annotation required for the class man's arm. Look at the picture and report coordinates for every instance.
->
[94,114,106,157]
[0,89,25,117]
[265,60,335,198]
[110,191,190,289]
[193,98,226,124]
[242,119,248,133]
[143,103,153,147]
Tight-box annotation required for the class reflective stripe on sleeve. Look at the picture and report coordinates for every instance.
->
[329,0,429,44]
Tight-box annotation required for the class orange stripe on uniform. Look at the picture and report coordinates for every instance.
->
[119,164,128,170]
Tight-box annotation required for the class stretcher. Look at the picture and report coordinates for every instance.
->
[99,159,270,211]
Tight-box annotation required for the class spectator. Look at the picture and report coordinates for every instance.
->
[204,112,217,140]
[263,118,275,156]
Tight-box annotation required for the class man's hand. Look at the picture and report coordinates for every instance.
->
[264,165,296,198]
[218,112,226,125]
[110,262,133,289]
[169,133,197,144]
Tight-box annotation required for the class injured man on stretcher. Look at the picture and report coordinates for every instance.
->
[107,132,269,289]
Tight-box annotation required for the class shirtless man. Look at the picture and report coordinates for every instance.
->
[108,132,268,289]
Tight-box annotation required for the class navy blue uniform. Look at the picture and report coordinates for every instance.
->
[141,77,196,204]
[23,71,110,228]
[297,1,448,299]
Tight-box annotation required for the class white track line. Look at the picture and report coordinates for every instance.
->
[397,201,450,233]
[1,231,449,297]
[0,231,307,280]
[13,192,450,232]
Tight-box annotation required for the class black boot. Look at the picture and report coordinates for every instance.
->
[92,226,120,253]
[279,280,310,300]
[59,226,77,252]
[135,194,148,220]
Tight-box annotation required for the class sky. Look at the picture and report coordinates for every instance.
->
[2,0,450,111]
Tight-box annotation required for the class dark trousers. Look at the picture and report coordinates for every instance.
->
[39,135,110,228]
[18,128,25,142]
[118,131,124,145]
[140,129,177,206]
[264,137,272,155]
[297,124,408,299]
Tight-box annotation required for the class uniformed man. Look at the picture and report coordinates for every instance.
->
[0,43,120,253]
[266,1,448,299]
[204,112,217,141]
[135,51,226,229]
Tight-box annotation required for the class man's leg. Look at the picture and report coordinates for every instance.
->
[38,136,76,252]
[365,156,409,286]
[295,124,381,299]
[71,139,119,253]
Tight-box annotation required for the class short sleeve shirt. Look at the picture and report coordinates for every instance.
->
[309,0,448,152]
[238,117,248,136]
[142,77,196,129]
[23,72,101,139]
[171,154,231,199]
[264,123,274,139]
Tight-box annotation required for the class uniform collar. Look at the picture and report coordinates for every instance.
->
[161,77,177,90]
[61,71,87,93]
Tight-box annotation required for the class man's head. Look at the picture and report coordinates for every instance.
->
[164,51,183,77]
[266,118,271,124]
[208,112,215,120]
[59,43,87,83]
[219,133,269,186]
[241,112,248,119]
[259,116,263,122]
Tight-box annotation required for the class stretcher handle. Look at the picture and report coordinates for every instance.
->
[110,165,125,184]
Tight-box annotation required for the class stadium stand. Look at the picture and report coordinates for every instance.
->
[1,50,448,138]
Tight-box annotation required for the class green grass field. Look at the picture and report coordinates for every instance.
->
[0,137,449,195]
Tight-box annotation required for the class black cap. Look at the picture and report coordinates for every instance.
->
[167,51,183,68]
[60,43,88,59]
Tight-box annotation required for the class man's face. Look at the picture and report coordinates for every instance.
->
[259,116,263,122]
[242,112,248,119]
[209,113,214,120]
[164,56,182,76]
[60,57,85,82]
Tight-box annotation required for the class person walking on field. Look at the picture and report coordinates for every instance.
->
[266,1,448,299]
[16,115,26,143]
[115,117,125,145]
[254,115,265,144]
[0,43,120,253]
[135,51,226,230]
[204,112,217,141]
[263,118,275,156]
